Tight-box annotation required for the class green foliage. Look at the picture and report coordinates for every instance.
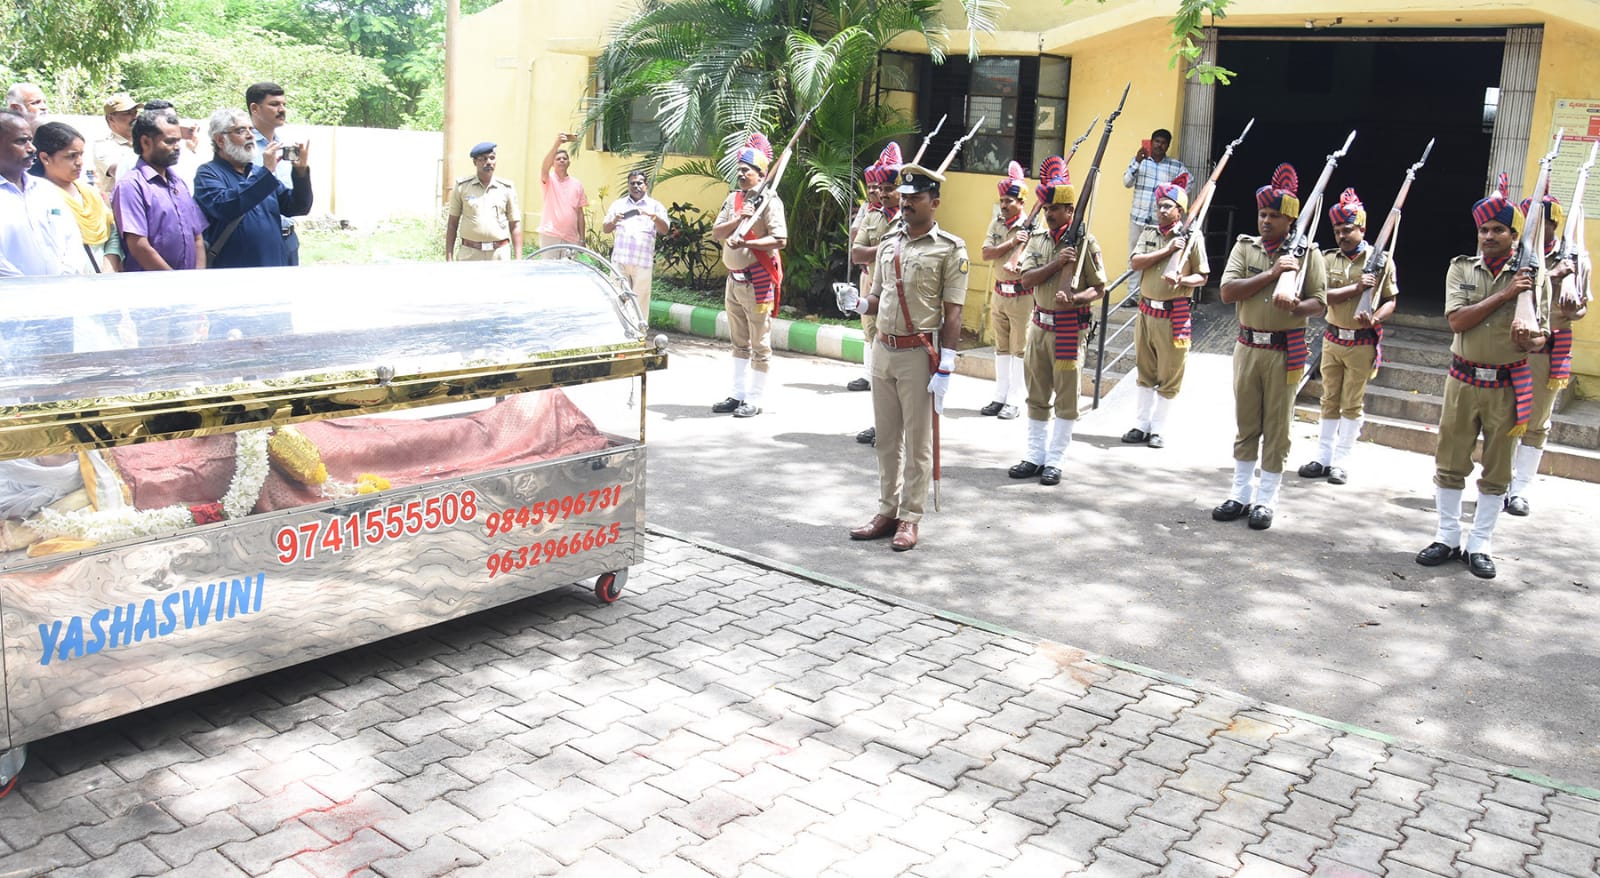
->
[121,25,393,126]
[1066,0,1236,85]
[588,0,1001,313]
[655,202,720,290]
[0,0,160,79]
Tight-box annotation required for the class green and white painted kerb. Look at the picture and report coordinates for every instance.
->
[650,300,865,364]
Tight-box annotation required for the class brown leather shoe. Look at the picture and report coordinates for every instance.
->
[849,514,899,541]
[891,520,919,551]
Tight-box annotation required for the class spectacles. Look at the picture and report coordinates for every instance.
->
[227,126,253,137]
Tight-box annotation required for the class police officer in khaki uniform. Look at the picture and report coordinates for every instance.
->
[1505,193,1583,516]
[1297,188,1398,484]
[445,142,522,262]
[979,161,1039,421]
[839,164,968,552]
[1214,164,1328,531]
[710,133,787,418]
[1005,166,1107,486]
[1417,179,1549,579]
[850,143,903,445]
[1122,172,1208,449]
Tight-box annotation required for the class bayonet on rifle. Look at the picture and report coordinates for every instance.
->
[1000,117,1098,273]
[1162,117,1254,283]
[1555,140,1597,311]
[1271,129,1356,308]
[935,117,985,175]
[1354,137,1434,318]
[1065,82,1130,292]
[731,84,834,240]
[1511,129,1563,334]
[908,114,946,167]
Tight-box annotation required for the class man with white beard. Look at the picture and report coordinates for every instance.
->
[193,107,312,270]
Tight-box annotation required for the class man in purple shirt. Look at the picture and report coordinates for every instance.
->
[113,106,208,272]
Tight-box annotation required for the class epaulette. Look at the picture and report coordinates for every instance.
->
[932,227,964,245]
[1450,254,1476,264]
[456,176,479,186]
[1236,234,1257,244]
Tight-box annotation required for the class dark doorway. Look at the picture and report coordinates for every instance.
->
[1209,29,1503,314]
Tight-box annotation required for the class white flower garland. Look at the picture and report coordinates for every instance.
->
[30,429,273,543]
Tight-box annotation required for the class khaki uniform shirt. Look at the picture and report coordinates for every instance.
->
[853,207,896,289]
[1019,229,1108,312]
[716,189,788,271]
[1221,236,1329,331]
[1133,225,1209,301]
[869,222,969,336]
[94,132,137,199]
[1446,255,1550,365]
[1322,245,1399,329]
[983,214,1039,283]
[448,176,520,243]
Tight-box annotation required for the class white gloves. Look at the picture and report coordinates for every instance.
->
[833,282,868,315]
[927,348,957,414]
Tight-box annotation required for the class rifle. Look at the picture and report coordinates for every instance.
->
[1554,139,1597,311]
[1271,130,1357,309]
[1161,118,1253,283]
[1066,83,1131,293]
[731,84,834,241]
[1355,138,1434,318]
[935,117,985,175]
[908,114,946,166]
[1510,130,1562,334]
[1003,117,1097,273]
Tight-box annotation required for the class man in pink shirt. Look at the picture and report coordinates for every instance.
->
[538,132,587,256]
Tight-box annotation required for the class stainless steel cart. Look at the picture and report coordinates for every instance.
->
[0,255,665,790]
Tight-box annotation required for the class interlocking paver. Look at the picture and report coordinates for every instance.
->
[64,801,180,857]
[1103,813,1193,866]
[1386,824,1472,876]
[145,811,254,869]
[1527,834,1600,876]
[218,819,331,874]
[1457,827,1540,874]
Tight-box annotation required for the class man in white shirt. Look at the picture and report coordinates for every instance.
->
[0,111,64,278]
[601,170,669,323]
[1121,129,1187,300]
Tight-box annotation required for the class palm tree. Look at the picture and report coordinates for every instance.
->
[586,0,1002,311]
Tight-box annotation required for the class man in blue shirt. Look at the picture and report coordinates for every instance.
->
[246,82,306,265]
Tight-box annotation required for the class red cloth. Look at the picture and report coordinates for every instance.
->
[110,390,613,513]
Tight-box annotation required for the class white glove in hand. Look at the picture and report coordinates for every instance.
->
[833,282,866,315]
[927,348,957,414]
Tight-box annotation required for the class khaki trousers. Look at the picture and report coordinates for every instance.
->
[454,243,510,262]
[872,342,935,523]
[991,294,1032,357]
[1232,342,1295,474]
[1434,377,1517,496]
[1523,351,1557,449]
[618,262,653,323]
[1134,311,1188,398]
[1024,323,1081,421]
[1319,340,1377,420]
[860,312,877,344]
[539,233,577,257]
[724,276,773,372]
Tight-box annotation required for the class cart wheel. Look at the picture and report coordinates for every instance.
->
[594,571,622,603]
[0,775,16,799]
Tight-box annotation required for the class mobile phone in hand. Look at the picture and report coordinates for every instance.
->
[1141,139,1152,152]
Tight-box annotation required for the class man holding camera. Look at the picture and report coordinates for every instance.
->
[247,82,307,265]
[194,108,312,271]
[602,170,668,318]
[538,132,587,255]
[446,142,522,262]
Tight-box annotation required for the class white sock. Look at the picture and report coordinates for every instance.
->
[1010,357,1026,406]
[1332,417,1362,468]
[1467,493,1503,555]
[1256,470,1282,511]
[1134,385,1156,433]
[745,370,768,407]
[1509,443,1543,498]
[862,344,873,382]
[1433,487,1464,547]
[1231,460,1256,505]
[993,354,1012,404]
[732,358,749,399]
[1150,394,1175,435]
[1045,418,1075,467]
[1315,418,1337,467]
[1025,418,1049,465]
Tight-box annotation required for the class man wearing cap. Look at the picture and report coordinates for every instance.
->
[1005,167,1107,486]
[1213,164,1327,531]
[710,133,787,418]
[1122,129,1187,300]
[1297,188,1398,485]
[850,142,903,444]
[538,132,587,254]
[1416,176,1549,579]
[602,169,668,319]
[1122,172,1207,449]
[979,161,1038,421]
[1505,193,1582,517]
[839,163,967,551]
[94,93,143,199]
[446,142,522,262]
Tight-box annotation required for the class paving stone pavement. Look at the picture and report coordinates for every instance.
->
[1,532,1597,878]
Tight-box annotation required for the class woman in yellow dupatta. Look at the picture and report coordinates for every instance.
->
[35,121,124,273]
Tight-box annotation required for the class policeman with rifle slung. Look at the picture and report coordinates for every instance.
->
[1213,136,1347,532]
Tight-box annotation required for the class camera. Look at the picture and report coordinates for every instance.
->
[280,144,301,163]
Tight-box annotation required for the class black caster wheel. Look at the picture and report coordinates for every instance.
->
[595,571,622,603]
